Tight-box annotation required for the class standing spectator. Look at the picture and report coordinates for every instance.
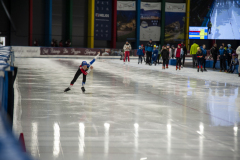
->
[219,45,227,72]
[236,46,240,77]
[175,44,182,70]
[51,39,55,47]
[66,39,71,47]
[123,41,131,63]
[226,44,233,70]
[145,39,154,65]
[208,21,212,34]
[196,47,203,72]
[33,39,38,46]
[55,40,59,47]
[141,44,146,62]
[201,44,207,71]
[161,45,169,69]
[210,43,218,70]
[222,43,227,50]
[151,45,158,66]
[59,40,63,47]
[137,45,144,64]
[227,54,239,73]
[181,41,187,67]
[190,41,199,67]
[170,45,175,59]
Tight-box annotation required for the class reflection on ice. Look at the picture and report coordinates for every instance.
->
[53,123,60,157]
[79,123,85,157]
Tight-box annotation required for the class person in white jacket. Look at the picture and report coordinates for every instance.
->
[236,46,240,77]
[123,41,132,63]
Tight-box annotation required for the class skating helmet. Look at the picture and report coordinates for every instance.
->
[228,44,231,47]
[82,61,88,66]
[154,45,156,48]
[139,45,142,48]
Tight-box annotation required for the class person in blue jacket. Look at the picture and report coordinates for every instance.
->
[226,44,233,69]
[227,53,239,73]
[219,45,227,72]
[137,45,144,64]
[145,39,154,65]
[151,45,158,66]
[201,44,207,71]
[196,47,204,72]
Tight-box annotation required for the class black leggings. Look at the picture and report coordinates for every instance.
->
[176,58,181,67]
[157,54,161,63]
[163,59,168,67]
[138,55,143,63]
[70,68,86,85]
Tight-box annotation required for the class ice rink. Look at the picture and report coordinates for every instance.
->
[209,0,240,39]
[14,58,240,160]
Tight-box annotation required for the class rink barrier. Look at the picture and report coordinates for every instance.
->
[12,46,139,58]
[0,47,32,160]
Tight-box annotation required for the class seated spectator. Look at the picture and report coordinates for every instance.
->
[227,54,239,73]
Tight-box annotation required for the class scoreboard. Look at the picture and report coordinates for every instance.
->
[189,27,208,39]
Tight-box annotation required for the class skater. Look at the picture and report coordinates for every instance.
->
[196,47,204,72]
[137,45,144,64]
[208,21,212,34]
[211,43,219,70]
[227,54,239,73]
[236,46,240,77]
[151,45,158,66]
[145,39,154,65]
[190,41,199,67]
[201,44,207,71]
[64,52,100,93]
[161,46,169,69]
[123,41,131,63]
[226,44,233,70]
[175,44,183,70]
[219,45,227,72]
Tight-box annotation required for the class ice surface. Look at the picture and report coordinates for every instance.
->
[14,58,240,160]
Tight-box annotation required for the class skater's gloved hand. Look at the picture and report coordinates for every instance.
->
[94,52,100,59]
[90,66,93,69]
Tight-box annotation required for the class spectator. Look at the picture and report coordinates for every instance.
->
[210,43,218,70]
[208,21,212,34]
[151,45,158,66]
[181,41,187,67]
[170,45,175,59]
[236,46,240,77]
[161,45,169,69]
[123,41,131,63]
[33,39,38,46]
[59,40,63,47]
[201,44,207,71]
[55,40,59,47]
[145,39,154,65]
[227,54,238,73]
[196,47,203,72]
[137,45,144,64]
[51,39,55,47]
[190,41,199,67]
[222,43,227,50]
[157,45,161,64]
[219,45,227,72]
[175,44,182,71]
[141,44,146,62]
[226,44,233,70]
[66,39,71,47]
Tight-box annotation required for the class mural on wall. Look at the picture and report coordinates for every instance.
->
[140,2,161,41]
[117,1,136,42]
[164,3,186,43]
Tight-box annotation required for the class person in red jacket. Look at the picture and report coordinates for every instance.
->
[59,40,63,47]
[175,44,182,70]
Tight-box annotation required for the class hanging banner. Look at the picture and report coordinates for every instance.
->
[94,0,112,40]
[165,3,186,43]
[140,2,161,41]
[117,1,136,42]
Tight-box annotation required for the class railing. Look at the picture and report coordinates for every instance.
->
[0,46,33,160]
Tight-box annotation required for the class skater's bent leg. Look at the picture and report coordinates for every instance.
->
[70,69,82,86]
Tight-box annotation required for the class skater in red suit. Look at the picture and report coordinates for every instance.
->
[64,52,100,93]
